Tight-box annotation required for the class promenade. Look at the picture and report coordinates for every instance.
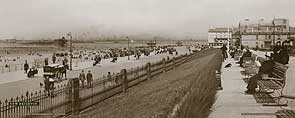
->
[0,47,189,101]
[209,51,295,118]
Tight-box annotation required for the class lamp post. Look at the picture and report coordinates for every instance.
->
[239,21,242,49]
[126,36,130,60]
[258,19,264,33]
[272,19,276,46]
[238,18,250,49]
[67,32,73,70]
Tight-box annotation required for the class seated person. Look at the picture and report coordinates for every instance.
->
[239,49,252,67]
[245,55,275,94]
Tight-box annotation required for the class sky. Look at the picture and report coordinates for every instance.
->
[1,0,295,39]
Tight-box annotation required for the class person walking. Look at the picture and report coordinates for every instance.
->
[86,70,93,88]
[79,70,86,88]
[44,58,49,65]
[52,55,56,64]
[44,76,50,96]
[107,72,112,86]
[24,60,29,73]
[221,44,228,60]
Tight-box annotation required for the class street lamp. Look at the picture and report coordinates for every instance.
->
[258,19,264,33]
[239,21,242,49]
[238,18,250,49]
[126,36,130,60]
[67,32,73,70]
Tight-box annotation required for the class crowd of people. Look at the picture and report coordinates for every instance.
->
[39,45,183,96]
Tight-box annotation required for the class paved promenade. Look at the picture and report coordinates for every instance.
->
[0,47,189,101]
[209,53,295,118]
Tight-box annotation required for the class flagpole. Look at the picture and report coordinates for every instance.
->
[68,33,73,70]
[127,36,130,60]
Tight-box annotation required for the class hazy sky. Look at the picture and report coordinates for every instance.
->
[1,0,295,39]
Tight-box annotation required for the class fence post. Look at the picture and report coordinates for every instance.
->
[102,75,106,89]
[184,53,188,63]
[162,58,166,73]
[173,57,176,69]
[216,70,222,90]
[71,78,80,116]
[146,63,151,80]
[121,69,128,93]
[0,100,1,118]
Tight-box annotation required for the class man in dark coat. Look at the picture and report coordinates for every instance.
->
[79,70,86,88]
[278,41,289,65]
[221,45,228,59]
[86,70,93,88]
[52,55,56,63]
[239,49,252,67]
[24,60,29,73]
[44,58,49,65]
[245,57,275,94]
[273,41,282,62]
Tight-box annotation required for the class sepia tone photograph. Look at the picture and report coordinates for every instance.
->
[0,0,295,118]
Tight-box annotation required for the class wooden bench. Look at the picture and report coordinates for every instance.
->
[242,54,257,68]
[234,50,243,61]
[257,56,267,63]
[257,62,288,106]
[242,54,259,77]
[276,110,295,118]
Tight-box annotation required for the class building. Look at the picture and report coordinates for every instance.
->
[239,18,295,49]
[0,35,16,43]
[208,28,234,48]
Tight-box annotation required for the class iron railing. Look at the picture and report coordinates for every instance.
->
[0,52,193,118]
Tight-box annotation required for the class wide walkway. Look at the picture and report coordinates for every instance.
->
[0,47,189,101]
[209,57,282,118]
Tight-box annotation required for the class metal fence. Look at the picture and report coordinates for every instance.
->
[0,53,145,74]
[0,52,193,118]
[0,56,99,74]
[0,58,47,74]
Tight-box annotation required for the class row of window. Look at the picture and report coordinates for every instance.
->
[253,35,283,40]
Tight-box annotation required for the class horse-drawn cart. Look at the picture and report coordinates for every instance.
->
[43,64,67,82]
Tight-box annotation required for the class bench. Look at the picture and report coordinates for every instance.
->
[242,54,257,68]
[257,62,289,106]
[242,54,259,77]
[276,110,295,118]
[234,50,243,61]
